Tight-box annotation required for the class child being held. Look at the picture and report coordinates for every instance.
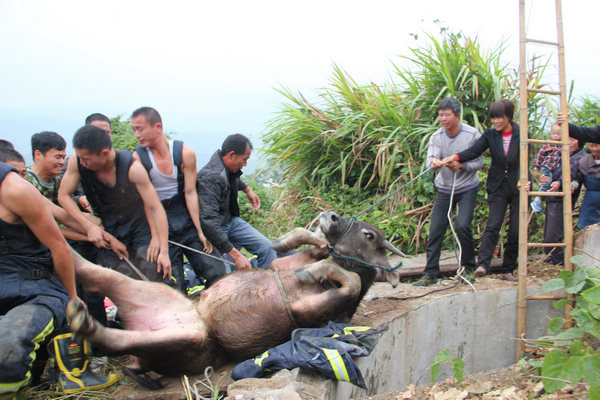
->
[531,124,562,212]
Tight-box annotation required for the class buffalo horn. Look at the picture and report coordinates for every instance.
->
[384,240,406,257]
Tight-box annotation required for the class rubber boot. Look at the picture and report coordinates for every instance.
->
[47,333,118,394]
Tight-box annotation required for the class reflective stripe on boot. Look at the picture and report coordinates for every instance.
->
[49,333,118,394]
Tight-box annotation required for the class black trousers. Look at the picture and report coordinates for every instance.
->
[544,201,566,265]
[424,187,478,278]
[477,182,519,274]
[164,196,227,290]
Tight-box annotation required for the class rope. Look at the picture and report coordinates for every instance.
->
[274,270,299,329]
[354,165,434,219]
[327,247,403,272]
[120,254,150,281]
[168,240,236,266]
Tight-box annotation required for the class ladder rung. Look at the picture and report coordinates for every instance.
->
[527,88,561,95]
[528,191,565,197]
[527,139,566,145]
[528,295,566,301]
[527,242,567,248]
[525,38,559,46]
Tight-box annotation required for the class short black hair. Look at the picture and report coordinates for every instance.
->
[0,140,14,150]
[489,99,515,121]
[438,97,461,116]
[31,131,66,158]
[221,134,253,155]
[73,125,112,154]
[0,148,25,163]
[85,113,112,128]
[131,107,162,125]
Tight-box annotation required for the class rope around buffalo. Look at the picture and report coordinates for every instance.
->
[327,165,434,272]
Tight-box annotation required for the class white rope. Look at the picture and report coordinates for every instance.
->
[445,171,477,294]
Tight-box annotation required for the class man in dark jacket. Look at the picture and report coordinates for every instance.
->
[442,99,522,281]
[197,134,277,270]
[558,112,600,143]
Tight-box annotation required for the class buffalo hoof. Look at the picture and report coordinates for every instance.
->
[67,299,97,336]
[294,267,316,284]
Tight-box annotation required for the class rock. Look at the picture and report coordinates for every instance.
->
[432,388,468,400]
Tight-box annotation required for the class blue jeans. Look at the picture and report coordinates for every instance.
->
[424,186,478,278]
[221,217,277,271]
[539,166,553,192]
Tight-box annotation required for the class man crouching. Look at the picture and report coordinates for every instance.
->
[0,161,118,397]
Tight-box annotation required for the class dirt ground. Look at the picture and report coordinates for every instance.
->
[23,259,588,399]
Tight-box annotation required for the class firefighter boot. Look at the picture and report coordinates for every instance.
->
[48,333,118,394]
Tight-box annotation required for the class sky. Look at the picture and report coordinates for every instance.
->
[1,0,599,171]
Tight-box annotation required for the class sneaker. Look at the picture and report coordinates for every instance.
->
[413,276,437,286]
[530,199,543,213]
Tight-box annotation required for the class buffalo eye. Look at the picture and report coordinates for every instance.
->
[362,229,375,241]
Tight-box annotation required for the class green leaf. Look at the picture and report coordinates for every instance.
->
[570,340,585,357]
[530,360,544,369]
[547,317,565,334]
[433,348,451,364]
[431,362,441,384]
[542,350,569,392]
[571,254,585,266]
[566,268,588,294]
[452,357,464,384]
[590,385,600,400]
[553,298,570,310]
[584,355,600,386]
[583,286,600,304]
[562,356,584,385]
[543,278,565,292]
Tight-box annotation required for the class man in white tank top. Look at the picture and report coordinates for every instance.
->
[131,107,226,292]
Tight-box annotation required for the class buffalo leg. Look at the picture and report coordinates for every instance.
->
[291,260,361,325]
[71,250,195,331]
[271,227,328,252]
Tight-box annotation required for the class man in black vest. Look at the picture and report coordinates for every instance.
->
[58,125,171,281]
[131,107,226,291]
[0,161,118,396]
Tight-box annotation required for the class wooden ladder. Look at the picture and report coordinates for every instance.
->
[516,0,572,361]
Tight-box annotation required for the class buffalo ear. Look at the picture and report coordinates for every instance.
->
[384,240,406,257]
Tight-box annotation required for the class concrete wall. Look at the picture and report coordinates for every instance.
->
[332,286,563,399]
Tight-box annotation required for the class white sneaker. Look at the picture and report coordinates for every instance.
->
[530,200,543,213]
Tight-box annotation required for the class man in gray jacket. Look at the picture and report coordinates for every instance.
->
[415,98,483,286]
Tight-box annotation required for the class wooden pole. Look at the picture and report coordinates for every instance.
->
[517,0,529,362]
[555,0,574,328]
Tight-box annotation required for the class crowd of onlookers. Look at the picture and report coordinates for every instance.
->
[415,98,600,286]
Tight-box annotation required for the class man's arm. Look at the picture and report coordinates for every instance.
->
[181,146,212,252]
[2,173,77,299]
[58,154,105,246]
[128,160,171,278]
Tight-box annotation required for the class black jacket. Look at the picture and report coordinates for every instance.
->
[457,123,522,194]
[569,123,600,144]
[197,151,248,254]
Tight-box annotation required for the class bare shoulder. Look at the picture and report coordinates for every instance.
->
[0,172,46,223]
[181,145,197,167]
[128,159,152,184]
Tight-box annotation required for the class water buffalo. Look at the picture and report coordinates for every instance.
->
[67,212,402,376]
